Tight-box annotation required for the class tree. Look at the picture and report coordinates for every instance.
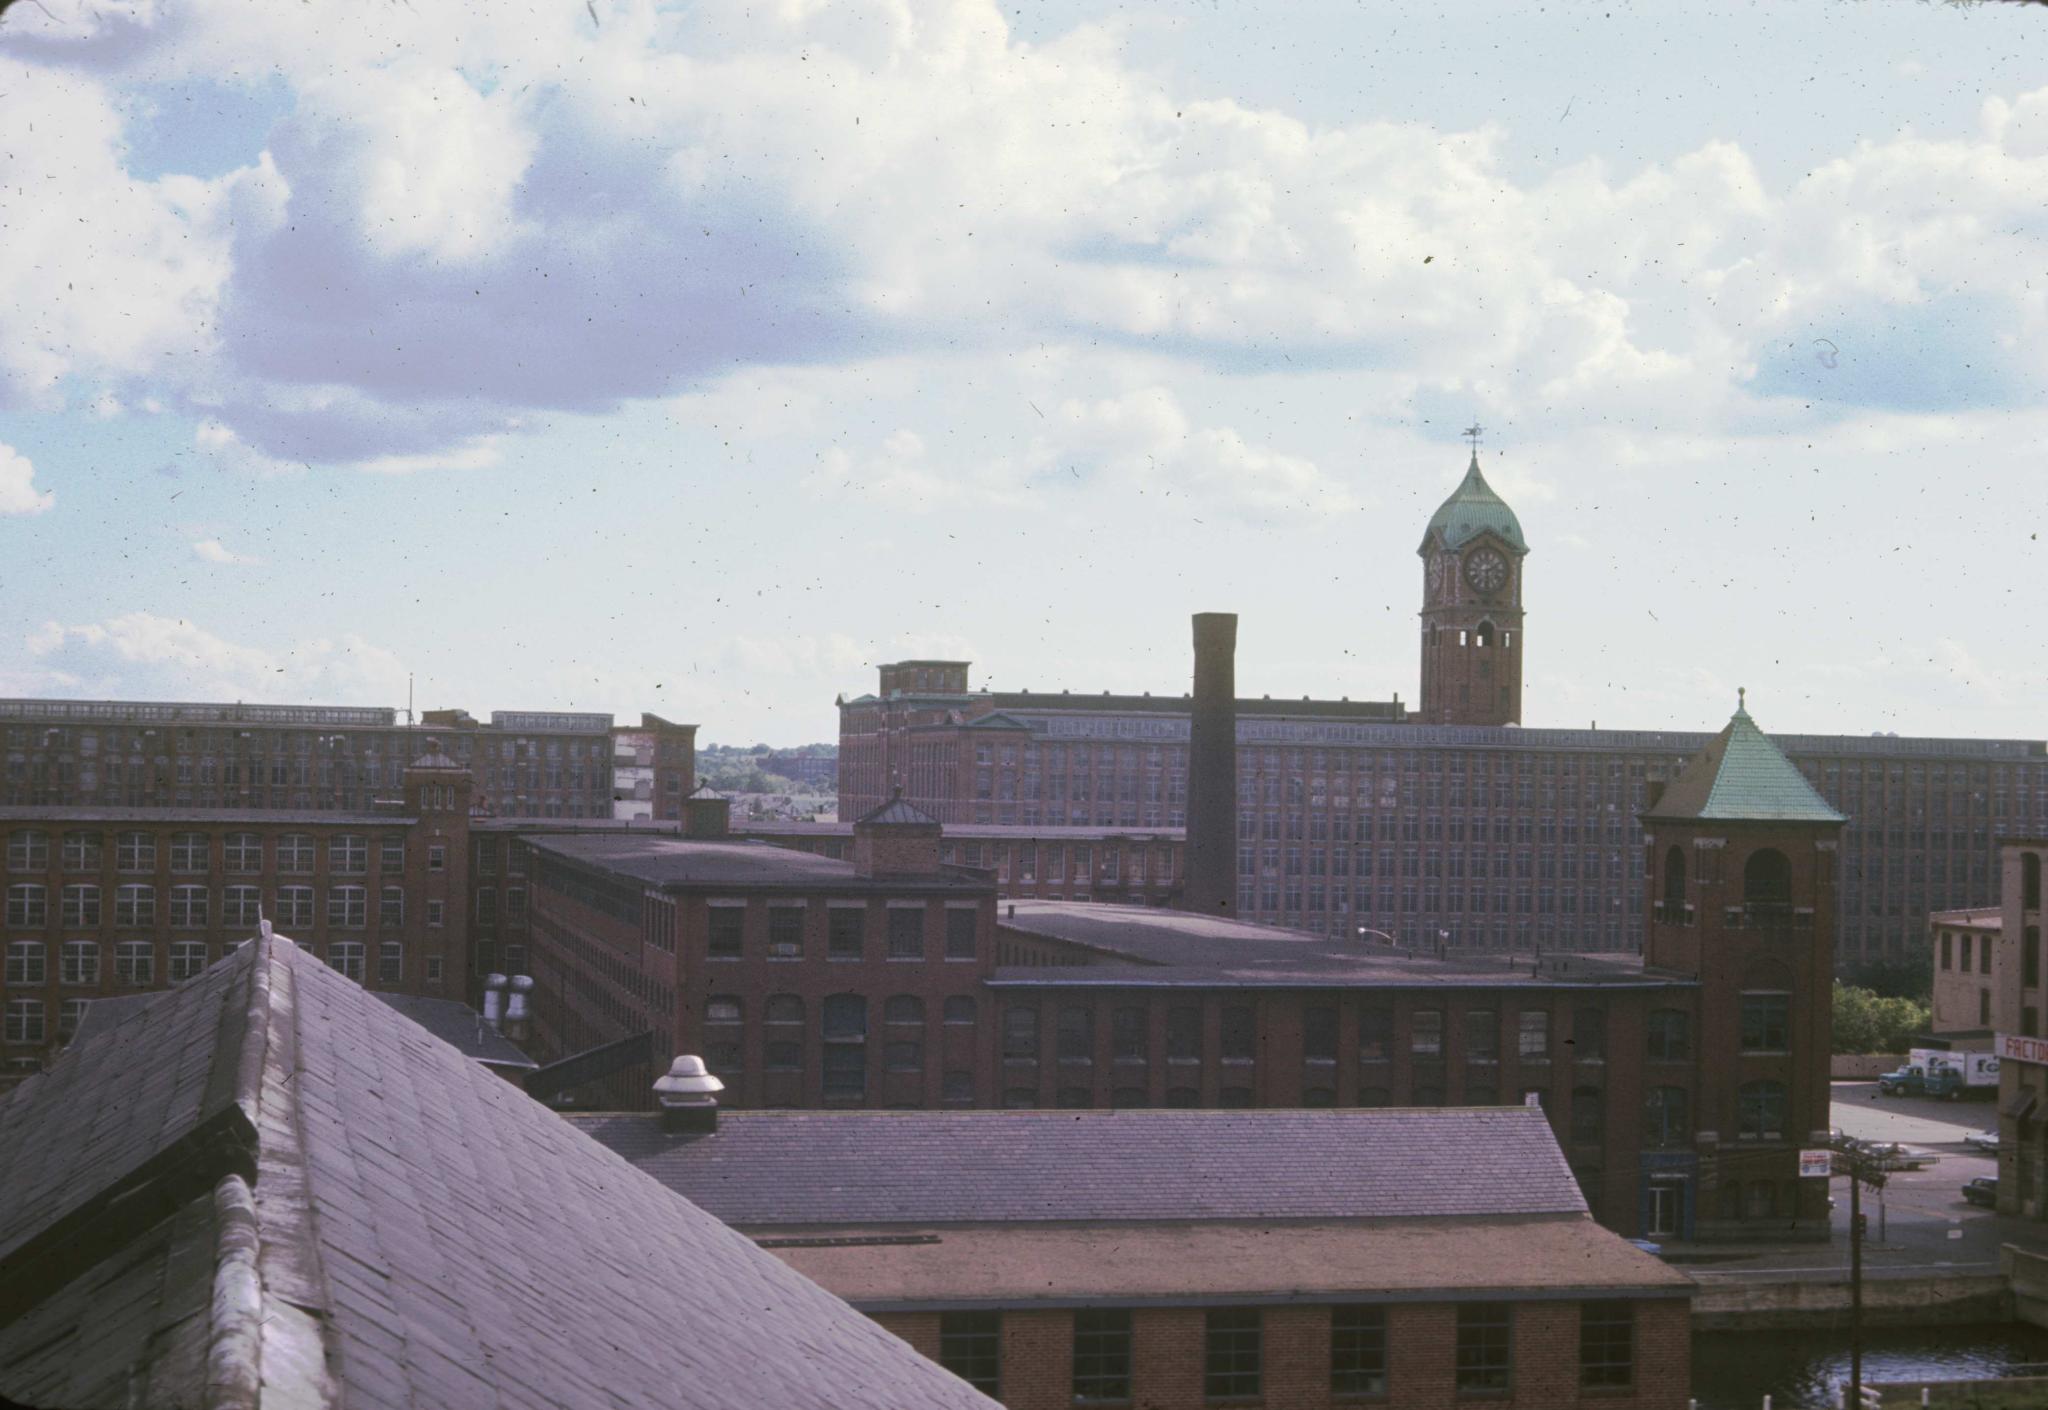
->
[1832,981,1929,1055]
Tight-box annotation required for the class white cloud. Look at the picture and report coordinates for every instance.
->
[351,436,505,475]
[25,612,408,704]
[0,444,54,515]
[192,538,262,565]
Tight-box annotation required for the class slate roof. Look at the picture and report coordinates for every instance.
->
[0,935,998,1410]
[530,832,985,892]
[568,1107,1587,1227]
[854,792,941,828]
[372,992,539,1070]
[1419,452,1528,554]
[1643,698,1847,824]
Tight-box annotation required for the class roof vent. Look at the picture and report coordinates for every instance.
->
[482,973,509,1030]
[653,1055,725,1133]
[503,975,534,1041]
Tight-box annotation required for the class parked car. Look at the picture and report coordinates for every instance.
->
[1626,1238,1664,1256]
[1963,1176,1999,1208]
[1966,1129,2000,1153]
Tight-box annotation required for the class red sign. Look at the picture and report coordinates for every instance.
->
[1998,1032,2048,1066]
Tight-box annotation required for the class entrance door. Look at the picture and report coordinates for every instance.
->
[1646,1184,1680,1237]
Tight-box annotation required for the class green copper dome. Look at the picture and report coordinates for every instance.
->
[1418,453,1528,555]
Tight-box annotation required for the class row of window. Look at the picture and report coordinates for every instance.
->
[2,884,441,931]
[706,906,978,962]
[932,1301,1634,1401]
[4,829,427,875]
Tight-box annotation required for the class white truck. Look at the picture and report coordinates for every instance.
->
[1877,1048,1999,1100]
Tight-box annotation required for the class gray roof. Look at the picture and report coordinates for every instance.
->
[854,792,941,827]
[1419,452,1528,555]
[0,936,998,1410]
[0,806,413,826]
[531,832,986,893]
[993,901,1678,990]
[372,992,540,1070]
[567,1107,1587,1228]
[1644,698,1847,825]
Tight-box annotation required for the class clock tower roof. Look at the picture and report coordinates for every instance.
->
[1419,452,1528,557]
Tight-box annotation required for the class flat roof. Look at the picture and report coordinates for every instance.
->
[993,900,1680,989]
[1930,907,2003,930]
[758,1215,1693,1309]
[567,1107,1587,1226]
[372,993,539,1069]
[530,832,988,893]
[0,806,414,826]
[740,820,1183,842]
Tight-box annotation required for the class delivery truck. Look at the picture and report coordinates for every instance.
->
[1877,1049,1999,1100]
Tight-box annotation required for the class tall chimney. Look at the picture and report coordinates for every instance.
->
[1184,612,1238,916]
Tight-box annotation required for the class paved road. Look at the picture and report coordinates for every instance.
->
[1667,1082,2046,1278]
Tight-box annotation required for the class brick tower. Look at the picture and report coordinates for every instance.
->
[1642,693,1844,1241]
[1417,446,1528,726]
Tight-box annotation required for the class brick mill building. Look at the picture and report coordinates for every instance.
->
[574,1105,1694,1410]
[836,451,2047,973]
[513,699,1840,1242]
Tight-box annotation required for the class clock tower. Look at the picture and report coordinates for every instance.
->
[1417,441,1528,726]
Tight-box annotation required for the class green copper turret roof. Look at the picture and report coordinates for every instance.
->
[1418,453,1528,555]
[1643,695,1847,824]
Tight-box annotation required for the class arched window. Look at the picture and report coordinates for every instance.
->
[1646,1009,1690,1061]
[1662,845,1687,911]
[1737,1080,1787,1140]
[1474,620,1495,648]
[1743,849,1792,907]
[1644,1086,1690,1148]
[885,995,925,1025]
[822,995,868,1100]
[764,994,805,1025]
[944,995,977,1025]
[764,1041,802,1071]
[1570,1086,1605,1145]
[1058,1005,1095,1062]
[2026,851,2043,911]
[705,996,743,1025]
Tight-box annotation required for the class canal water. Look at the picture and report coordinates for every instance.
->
[1693,1325,2048,1408]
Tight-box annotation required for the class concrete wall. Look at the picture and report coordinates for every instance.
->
[1691,1272,2010,1331]
[1830,1053,1908,1080]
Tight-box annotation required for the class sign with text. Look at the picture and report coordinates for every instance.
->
[1798,1149,1834,1179]
[1999,1033,2048,1067]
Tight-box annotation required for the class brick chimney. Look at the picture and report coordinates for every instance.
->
[1183,612,1238,916]
[851,788,942,878]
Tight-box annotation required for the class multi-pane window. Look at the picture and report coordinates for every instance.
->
[380,836,405,872]
[1645,1085,1690,1147]
[426,899,445,928]
[828,907,864,959]
[1579,1301,1634,1388]
[1519,1010,1550,1060]
[1358,1008,1391,1062]
[1221,1004,1255,1062]
[938,1311,1000,1395]
[58,997,88,1041]
[427,845,446,872]
[275,886,315,930]
[1412,1009,1444,1057]
[1737,1080,1788,1140]
[277,834,315,874]
[1003,1006,1040,1061]
[1455,1303,1513,1394]
[1739,993,1790,1053]
[1647,1009,1690,1061]
[115,940,155,986]
[1112,1005,1148,1062]
[887,907,925,959]
[327,940,366,982]
[1071,1309,1132,1403]
[4,998,45,1045]
[1330,1305,1387,1397]
[115,884,155,928]
[380,886,404,928]
[328,886,367,929]
[61,940,99,985]
[823,994,867,1099]
[377,941,403,984]
[767,907,804,959]
[945,907,978,959]
[1304,1005,1339,1063]
[7,883,46,928]
[169,832,209,873]
[1573,1006,1607,1062]
[1167,1005,1202,1062]
[330,835,368,875]
[223,832,263,872]
[169,885,208,929]
[5,940,45,985]
[1204,1308,1262,1399]
[945,995,977,1025]
[708,907,745,958]
[116,831,156,872]
[8,829,49,872]
[61,831,103,871]
[169,941,209,983]
[1057,1005,1094,1063]
[1464,1009,1499,1062]
[223,886,261,928]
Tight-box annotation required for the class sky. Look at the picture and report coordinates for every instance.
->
[1,0,2045,746]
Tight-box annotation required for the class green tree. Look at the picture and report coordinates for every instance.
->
[1832,980,1930,1054]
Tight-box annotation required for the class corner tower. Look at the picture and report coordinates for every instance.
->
[1417,447,1528,726]
[1642,694,1845,1242]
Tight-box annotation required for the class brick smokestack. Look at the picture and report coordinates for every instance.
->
[1184,612,1238,916]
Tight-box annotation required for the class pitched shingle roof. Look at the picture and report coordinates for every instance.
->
[854,791,941,827]
[568,1107,1587,1227]
[1644,697,1847,824]
[0,937,997,1410]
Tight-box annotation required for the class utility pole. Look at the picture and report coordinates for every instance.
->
[1849,1169,1862,1404]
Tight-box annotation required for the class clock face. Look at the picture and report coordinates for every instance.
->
[1464,548,1509,595]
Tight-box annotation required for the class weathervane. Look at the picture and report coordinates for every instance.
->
[1463,422,1484,452]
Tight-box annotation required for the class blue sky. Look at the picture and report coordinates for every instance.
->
[1,0,2044,745]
